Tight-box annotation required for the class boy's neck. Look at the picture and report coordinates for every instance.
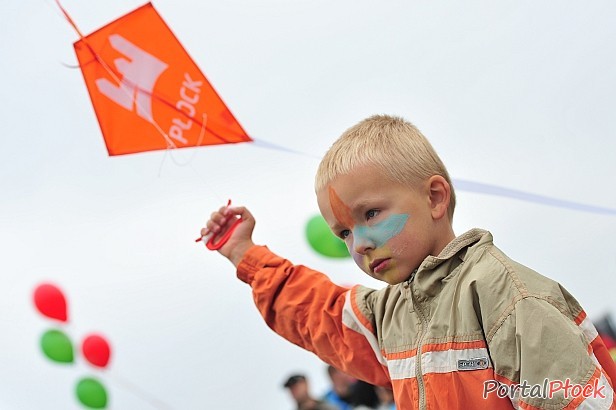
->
[431,223,456,258]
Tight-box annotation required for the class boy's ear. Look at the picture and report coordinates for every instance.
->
[428,175,451,220]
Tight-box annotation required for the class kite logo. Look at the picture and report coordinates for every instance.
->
[96,34,168,123]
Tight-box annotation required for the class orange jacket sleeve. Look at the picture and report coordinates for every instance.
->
[236,245,391,386]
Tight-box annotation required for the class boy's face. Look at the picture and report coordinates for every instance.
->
[317,165,438,285]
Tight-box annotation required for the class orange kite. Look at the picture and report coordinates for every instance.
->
[67,2,252,155]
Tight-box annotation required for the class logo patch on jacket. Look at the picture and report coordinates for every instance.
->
[457,357,489,371]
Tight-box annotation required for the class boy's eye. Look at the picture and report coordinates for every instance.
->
[339,229,351,239]
[366,209,379,220]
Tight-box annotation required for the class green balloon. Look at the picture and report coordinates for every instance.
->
[40,329,73,363]
[305,215,350,258]
[76,378,108,409]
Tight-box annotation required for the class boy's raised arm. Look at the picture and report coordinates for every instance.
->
[202,205,391,387]
[237,245,391,387]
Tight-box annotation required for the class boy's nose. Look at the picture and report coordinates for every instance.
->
[353,231,376,255]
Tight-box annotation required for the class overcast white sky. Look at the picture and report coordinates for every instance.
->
[1,1,616,409]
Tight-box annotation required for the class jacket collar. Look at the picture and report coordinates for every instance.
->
[411,228,491,297]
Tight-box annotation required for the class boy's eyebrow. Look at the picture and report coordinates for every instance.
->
[329,221,345,233]
[351,198,378,213]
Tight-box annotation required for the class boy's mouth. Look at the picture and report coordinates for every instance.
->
[369,258,390,274]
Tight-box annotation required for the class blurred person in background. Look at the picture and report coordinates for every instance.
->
[284,374,338,410]
[322,365,355,410]
[349,380,380,409]
[374,386,396,410]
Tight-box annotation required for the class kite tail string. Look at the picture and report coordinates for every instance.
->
[158,113,211,184]
[156,112,233,210]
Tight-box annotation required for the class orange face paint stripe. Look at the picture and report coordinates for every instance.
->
[328,186,355,229]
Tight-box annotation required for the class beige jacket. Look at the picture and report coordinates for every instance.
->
[237,229,616,409]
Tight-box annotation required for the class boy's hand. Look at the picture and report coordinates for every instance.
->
[201,205,256,267]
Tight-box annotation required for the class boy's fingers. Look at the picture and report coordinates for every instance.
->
[206,219,223,233]
[209,211,227,226]
[227,206,254,222]
[202,205,253,246]
[205,221,216,232]
[209,210,221,221]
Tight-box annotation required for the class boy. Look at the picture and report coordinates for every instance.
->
[202,115,616,409]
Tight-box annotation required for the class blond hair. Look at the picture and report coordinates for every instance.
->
[315,115,456,221]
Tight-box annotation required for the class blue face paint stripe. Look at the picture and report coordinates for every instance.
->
[354,214,409,248]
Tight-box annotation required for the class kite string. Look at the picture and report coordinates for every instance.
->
[247,138,616,216]
[52,1,616,218]
[53,0,85,38]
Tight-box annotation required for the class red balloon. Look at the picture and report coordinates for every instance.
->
[33,283,68,322]
[82,334,111,368]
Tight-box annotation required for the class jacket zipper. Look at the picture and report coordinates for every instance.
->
[408,272,428,410]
